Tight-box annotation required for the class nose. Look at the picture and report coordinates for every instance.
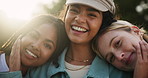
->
[114,51,125,61]
[75,13,86,24]
[31,40,41,51]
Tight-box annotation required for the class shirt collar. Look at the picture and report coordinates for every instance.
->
[48,48,110,78]
[85,56,110,78]
[48,48,68,77]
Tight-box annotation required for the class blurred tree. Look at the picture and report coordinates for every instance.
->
[41,0,66,16]
[114,0,148,31]
[0,11,26,47]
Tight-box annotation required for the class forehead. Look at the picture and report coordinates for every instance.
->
[36,24,57,38]
[37,23,56,31]
[99,30,118,44]
[98,30,121,55]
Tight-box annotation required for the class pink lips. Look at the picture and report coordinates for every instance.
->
[125,52,134,65]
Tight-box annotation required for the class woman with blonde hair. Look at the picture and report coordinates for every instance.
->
[93,20,148,78]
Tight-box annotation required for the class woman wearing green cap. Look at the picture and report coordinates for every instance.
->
[0,0,133,78]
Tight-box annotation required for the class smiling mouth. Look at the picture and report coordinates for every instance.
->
[26,49,37,58]
[71,26,88,32]
[126,52,134,65]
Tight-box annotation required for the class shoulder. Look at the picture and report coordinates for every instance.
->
[88,56,133,78]
[108,62,133,78]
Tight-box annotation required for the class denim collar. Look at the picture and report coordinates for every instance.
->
[48,48,110,78]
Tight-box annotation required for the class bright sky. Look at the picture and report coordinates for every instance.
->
[0,0,54,20]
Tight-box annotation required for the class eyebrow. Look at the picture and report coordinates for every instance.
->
[109,36,118,46]
[87,8,100,13]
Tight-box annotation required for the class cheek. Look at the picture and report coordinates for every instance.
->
[21,38,29,48]
[21,37,33,48]
[112,60,125,70]
[21,36,34,44]
[41,49,55,60]
[90,22,102,35]
[65,13,73,23]
[97,39,108,56]
[91,21,101,29]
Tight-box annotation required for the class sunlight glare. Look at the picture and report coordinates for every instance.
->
[0,0,52,20]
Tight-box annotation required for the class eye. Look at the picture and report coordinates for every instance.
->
[109,55,115,63]
[69,8,79,14]
[88,13,97,17]
[115,40,121,48]
[44,43,52,49]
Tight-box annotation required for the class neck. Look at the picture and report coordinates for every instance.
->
[21,65,29,76]
[66,43,95,65]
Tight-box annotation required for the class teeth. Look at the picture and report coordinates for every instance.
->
[26,49,37,58]
[72,26,87,32]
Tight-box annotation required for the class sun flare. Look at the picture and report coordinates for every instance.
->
[0,0,52,20]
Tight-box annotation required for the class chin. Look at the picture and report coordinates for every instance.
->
[120,67,134,72]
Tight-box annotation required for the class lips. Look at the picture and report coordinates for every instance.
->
[71,25,88,32]
[125,52,134,65]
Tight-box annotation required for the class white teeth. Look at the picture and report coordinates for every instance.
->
[72,26,87,32]
[26,49,37,58]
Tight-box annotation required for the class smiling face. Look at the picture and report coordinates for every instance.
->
[65,4,103,44]
[98,29,142,71]
[20,24,57,67]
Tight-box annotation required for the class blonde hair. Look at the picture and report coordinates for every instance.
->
[92,20,147,59]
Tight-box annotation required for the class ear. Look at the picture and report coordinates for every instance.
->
[131,26,140,35]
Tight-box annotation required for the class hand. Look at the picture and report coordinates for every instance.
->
[134,40,148,78]
[9,38,21,72]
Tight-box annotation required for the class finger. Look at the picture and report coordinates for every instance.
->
[136,41,142,61]
[15,38,21,54]
[17,35,23,40]
[11,38,21,60]
[142,40,148,52]
[11,38,21,56]
[140,40,148,61]
[9,39,21,71]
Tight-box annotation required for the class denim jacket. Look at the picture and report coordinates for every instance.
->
[0,48,133,78]
[26,48,133,78]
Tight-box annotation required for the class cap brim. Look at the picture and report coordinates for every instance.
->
[66,0,108,12]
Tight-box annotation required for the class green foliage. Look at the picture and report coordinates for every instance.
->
[114,0,148,31]
[43,0,66,16]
